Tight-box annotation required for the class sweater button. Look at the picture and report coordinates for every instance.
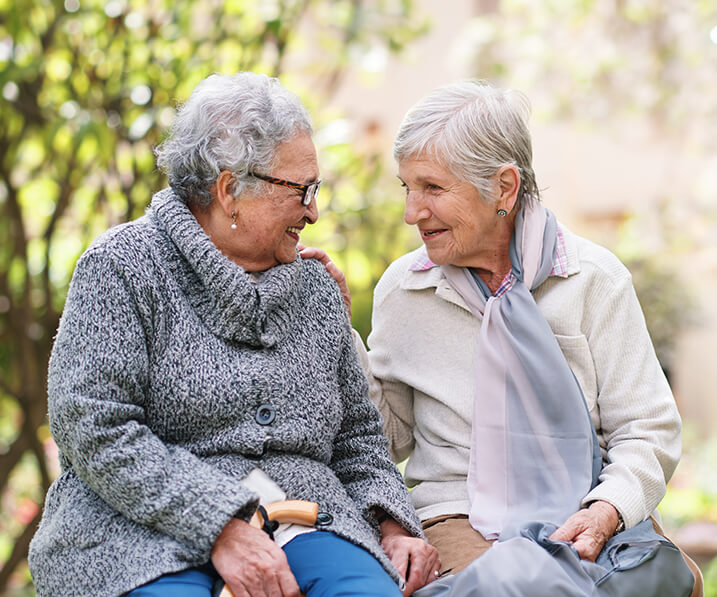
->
[315,512,333,526]
[255,404,276,425]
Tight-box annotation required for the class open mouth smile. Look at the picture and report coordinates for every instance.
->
[421,229,447,240]
[286,226,302,240]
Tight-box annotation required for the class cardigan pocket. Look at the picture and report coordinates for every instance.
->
[554,334,598,415]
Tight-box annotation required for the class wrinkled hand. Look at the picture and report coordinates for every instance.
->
[549,501,620,561]
[211,518,300,597]
[298,245,352,318]
[380,519,441,596]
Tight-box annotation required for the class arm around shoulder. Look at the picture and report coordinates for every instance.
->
[331,322,423,540]
[351,254,422,462]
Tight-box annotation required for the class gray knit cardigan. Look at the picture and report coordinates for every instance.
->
[29,188,423,596]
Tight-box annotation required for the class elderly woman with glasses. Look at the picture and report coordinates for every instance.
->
[28,72,439,597]
[305,80,701,596]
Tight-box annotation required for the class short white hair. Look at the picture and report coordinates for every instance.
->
[393,80,538,205]
[155,72,312,207]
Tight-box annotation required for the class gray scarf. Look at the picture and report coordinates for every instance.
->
[442,200,601,540]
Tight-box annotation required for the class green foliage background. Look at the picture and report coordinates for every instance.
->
[1,0,716,593]
[0,0,426,592]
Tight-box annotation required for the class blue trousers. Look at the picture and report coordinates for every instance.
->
[126,531,401,597]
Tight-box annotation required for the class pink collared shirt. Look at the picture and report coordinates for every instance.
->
[409,227,570,297]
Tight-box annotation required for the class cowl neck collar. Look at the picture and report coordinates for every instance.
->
[148,188,302,347]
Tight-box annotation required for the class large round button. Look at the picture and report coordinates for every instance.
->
[255,404,276,425]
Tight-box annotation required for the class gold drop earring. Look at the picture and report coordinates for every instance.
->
[230,211,237,230]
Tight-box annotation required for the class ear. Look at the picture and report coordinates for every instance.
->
[496,165,521,214]
[212,170,237,218]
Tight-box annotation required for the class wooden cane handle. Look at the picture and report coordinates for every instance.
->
[218,500,318,597]
[251,500,319,527]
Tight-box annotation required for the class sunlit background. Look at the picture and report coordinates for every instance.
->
[1,0,716,594]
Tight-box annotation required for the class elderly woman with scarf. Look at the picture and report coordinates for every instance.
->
[307,80,701,596]
[28,72,439,597]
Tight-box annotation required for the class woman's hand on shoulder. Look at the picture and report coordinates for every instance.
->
[298,244,352,318]
[549,500,620,561]
[379,518,441,596]
[211,517,300,597]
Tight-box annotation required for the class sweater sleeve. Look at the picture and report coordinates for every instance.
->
[353,329,416,463]
[580,274,681,528]
[48,249,258,556]
[363,257,422,462]
[329,322,423,538]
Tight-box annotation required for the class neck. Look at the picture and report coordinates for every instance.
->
[469,214,515,294]
[472,256,512,294]
[190,201,255,270]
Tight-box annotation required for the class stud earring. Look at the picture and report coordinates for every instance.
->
[496,209,507,217]
[230,211,237,230]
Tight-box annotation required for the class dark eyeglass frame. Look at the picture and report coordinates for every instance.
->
[250,172,321,206]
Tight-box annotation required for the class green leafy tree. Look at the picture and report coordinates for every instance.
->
[465,0,717,138]
[0,0,427,591]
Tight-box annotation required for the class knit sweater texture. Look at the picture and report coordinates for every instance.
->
[362,225,681,530]
[29,188,422,597]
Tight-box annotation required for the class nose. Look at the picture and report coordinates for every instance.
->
[304,194,319,225]
[404,190,430,225]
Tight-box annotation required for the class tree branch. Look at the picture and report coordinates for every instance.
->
[0,433,30,502]
[0,507,42,592]
[0,375,19,398]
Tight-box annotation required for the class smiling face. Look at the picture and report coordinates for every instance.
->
[398,155,510,269]
[197,132,320,272]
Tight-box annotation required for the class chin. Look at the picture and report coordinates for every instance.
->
[277,252,298,265]
[425,248,449,266]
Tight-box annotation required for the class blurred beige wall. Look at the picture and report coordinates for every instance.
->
[327,0,717,438]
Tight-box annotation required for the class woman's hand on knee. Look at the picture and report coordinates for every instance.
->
[549,500,620,561]
[211,518,300,597]
[379,519,441,595]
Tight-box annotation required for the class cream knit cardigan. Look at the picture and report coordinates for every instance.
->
[359,225,681,530]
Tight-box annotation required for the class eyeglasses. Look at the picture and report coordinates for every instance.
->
[250,172,322,206]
